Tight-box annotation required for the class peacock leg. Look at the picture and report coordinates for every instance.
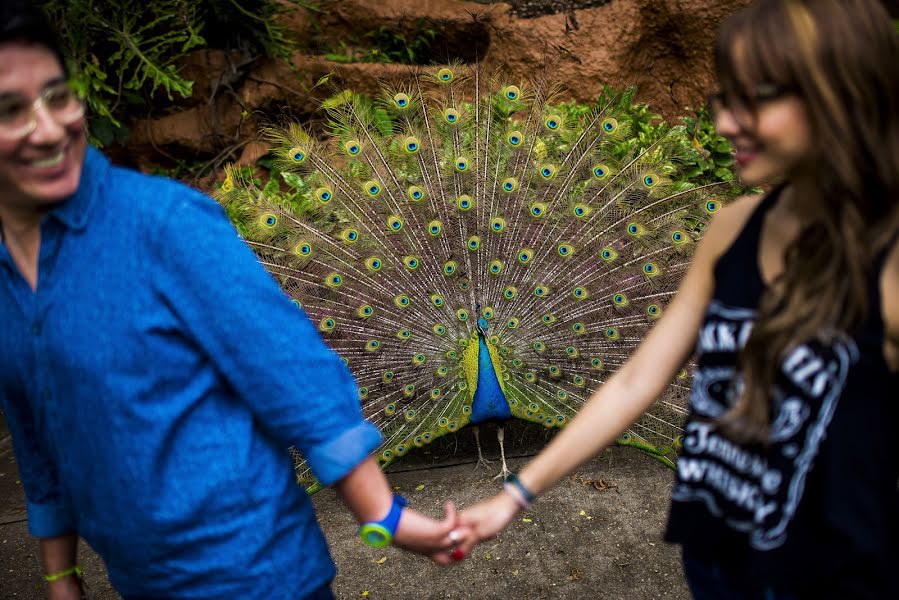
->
[472,426,494,470]
[492,426,512,480]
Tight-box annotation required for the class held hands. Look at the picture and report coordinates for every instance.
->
[453,491,522,557]
[393,501,473,565]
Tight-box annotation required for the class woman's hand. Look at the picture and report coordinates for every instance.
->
[454,492,522,556]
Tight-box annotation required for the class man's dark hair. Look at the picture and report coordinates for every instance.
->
[0,0,68,75]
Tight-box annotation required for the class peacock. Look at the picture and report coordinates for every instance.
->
[216,64,735,488]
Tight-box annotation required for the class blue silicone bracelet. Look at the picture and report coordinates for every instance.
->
[505,473,536,503]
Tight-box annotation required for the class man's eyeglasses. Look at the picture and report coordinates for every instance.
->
[0,82,84,142]
[706,83,794,120]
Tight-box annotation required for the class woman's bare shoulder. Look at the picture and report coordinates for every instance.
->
[881,231,899,346]
[698,193,766,262]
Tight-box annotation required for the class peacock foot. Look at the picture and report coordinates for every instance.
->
[492,464,512,481]
[474,455,495,470]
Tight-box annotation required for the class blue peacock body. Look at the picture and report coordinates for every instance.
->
[217,65,734,488]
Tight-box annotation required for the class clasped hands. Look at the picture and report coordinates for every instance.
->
[393,491,523,565]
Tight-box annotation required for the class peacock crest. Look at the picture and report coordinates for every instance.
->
[217,64,735,488]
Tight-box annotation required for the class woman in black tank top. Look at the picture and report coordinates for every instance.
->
[454,1,899,598]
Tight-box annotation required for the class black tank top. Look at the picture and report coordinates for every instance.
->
[664,188,899,598]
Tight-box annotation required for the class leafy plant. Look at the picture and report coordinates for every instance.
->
[38,0,299,146]
[319,20,440,65]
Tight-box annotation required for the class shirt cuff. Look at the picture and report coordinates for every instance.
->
[304,421,383,486]
[26,500,76,538]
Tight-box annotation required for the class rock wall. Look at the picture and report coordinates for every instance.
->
[122,0,751,176]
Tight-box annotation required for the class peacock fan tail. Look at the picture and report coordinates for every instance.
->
[216,65,736,490]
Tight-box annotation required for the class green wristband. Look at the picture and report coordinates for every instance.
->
[44,565,83,582]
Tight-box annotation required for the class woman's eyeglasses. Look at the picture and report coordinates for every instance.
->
[706,83,794,120]
[0,81,84,142]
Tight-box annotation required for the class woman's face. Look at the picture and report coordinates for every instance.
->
[712,87,812,188]
[0,41,86,214]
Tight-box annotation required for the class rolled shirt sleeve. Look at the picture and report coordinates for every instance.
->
[150,188,381,485]
[1,394,75,537]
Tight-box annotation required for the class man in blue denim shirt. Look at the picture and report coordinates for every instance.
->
[0,4,466,598]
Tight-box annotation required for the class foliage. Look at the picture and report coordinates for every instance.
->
[38,0,299,146]
[321,20,440,65]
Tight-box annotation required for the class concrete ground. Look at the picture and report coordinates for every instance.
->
[0,415,688,599]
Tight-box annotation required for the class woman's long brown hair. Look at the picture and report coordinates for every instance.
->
[714,0,899,442]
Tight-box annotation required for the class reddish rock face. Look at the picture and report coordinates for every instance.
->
[123,0,751,177]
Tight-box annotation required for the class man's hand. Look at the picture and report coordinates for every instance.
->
[393,501,472,565]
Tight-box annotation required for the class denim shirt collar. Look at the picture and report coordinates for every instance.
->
[45,146,108,231]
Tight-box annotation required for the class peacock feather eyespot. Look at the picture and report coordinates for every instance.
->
[525,371,536,381]
[566,346,579,358]
[539,164,557,179]
[482,306,494,319]
[407,185,425,201]
[627,222,645,237]
[393,93,410,108]
[430,389,441,400]
[459,280,471,290]
[319,317,336,332]
[428,220,442,236]
[260,213,278,228]
[530,202,547,217]
[592,164,610,180]
[414,436,424,447]
[443,108,459,123]
[542,313,557,325]
[325,273,343,288]
[293,242,312,256]
[467,235,481,251]
[397,329,411,340]
[517,248,534,264]
[404,409,416,422]
[612,292,629,307]
[548,366,560,377]
[573,375,585,387]
[344,140,362,155]
[512,357,523,367]
[413,353,427,365]
[672,230,687,244]
[359,386,369,399]
[363,180,382,197]
[488,259,504,275]
[503,286,518,300]
[366,339,381,352]
[456,195,473,211]
[403,136,420,154]
[643,262,659,276]
[601,117,619,133]
[490,216,506,232]
[365,256,383,271]
[436,365,448,377]
[439,417,449,428]
[433,324,447,336]
[456,308,469,321]
[501,177,518,192]
[677,368,688,380]
[288,146,307,163]
[447,421,459,432]
[437,67,453,82]
[544,114,562,130]
[705,199,720,213]
[381,449,393,461]
[533,341,545,351]
[394,294,411,308]
[430,294,445,307]
[446,350,458,360]
[572,287,589,300]
[572,322,585,334]
[605,327,620,340]
[357,304,374,318]
[455,157,469,172]
[403,384,415,396]
[573,204,591,218]
[591,357,604,370]
[340,228,360,243]
[556,415,566,426]
[534,285,550,297]
[503,85,521,101]
[557,243,574,257]
[600,247,619,262]
[290,299,302,309]
[403,255,420,270]
[443,260,457,276]
[387,215,404,232]
[557,390,568,401]
[642,172,659,188]
[314,187,332,203]
[647,303,662,319]
[506,130,523,147]
[383,371,395,383]
[507,317,519,329]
